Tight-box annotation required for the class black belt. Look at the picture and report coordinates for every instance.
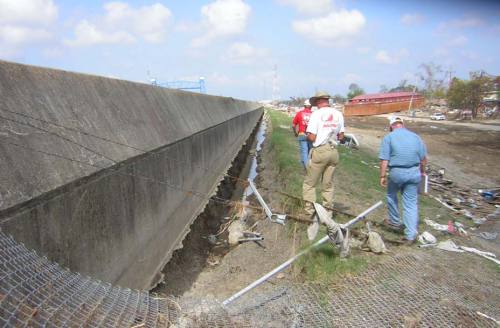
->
[389,165,419,169]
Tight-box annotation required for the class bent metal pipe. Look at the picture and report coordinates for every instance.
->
[222,200,384,306]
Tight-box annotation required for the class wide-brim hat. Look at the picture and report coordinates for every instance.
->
[309,91,331,106]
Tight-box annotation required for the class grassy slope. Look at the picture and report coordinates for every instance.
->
[267,109,457,283]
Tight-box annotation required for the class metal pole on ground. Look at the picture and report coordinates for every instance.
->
[222,201,383,306]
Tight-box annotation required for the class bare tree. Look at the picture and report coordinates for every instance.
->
[418,62,447,99]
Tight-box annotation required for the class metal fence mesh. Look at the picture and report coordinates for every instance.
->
[1,229,498,327]
[0,230,179,327]
[193,250,498,328]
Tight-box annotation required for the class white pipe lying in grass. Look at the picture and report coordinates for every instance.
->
[222,200,383,307]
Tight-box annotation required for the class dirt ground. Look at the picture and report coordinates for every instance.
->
[346,115,500,189]
[155,120,298,301]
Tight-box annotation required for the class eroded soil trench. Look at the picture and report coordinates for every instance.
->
[153,119,268,296]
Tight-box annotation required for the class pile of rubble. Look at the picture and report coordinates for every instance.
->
[427,166,499,225]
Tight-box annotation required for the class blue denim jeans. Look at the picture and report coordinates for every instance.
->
[297,134,312,168]
[386,167,421,240]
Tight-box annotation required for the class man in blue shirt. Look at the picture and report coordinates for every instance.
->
[379,116,427,244]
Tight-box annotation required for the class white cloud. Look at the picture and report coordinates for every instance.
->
[356,46,371,54]
[0,25,51,44]
[445,35,468,47]
[191,0,251,47]
[401,13,423,26]
[0,0,58,58]
[433,47,449,57]
[104,2,172,43]
[342,73,362,83]
[437,17,484,32]
[292,9,366,45]
[277,0,332,16]
[461,50,478,60]
[375,50,392,64]
[433,35,468,58]
[208,72,233,85]
[0,0,57,26]
[225,42,269,64]
[65,2,172,47]
[65,20,134,47]
[375,48,409,64]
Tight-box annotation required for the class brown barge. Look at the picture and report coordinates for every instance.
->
[344,92,425,116]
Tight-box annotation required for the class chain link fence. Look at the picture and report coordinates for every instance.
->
[1,229,498,327]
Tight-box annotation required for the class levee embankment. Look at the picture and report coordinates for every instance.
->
[0,60,262,289]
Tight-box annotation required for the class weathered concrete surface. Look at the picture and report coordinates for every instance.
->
[0,60,262,289]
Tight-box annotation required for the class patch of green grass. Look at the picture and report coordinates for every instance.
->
[336,147,386,203]
[296,239,368,282]
[267,109,305,211]
[267,109,370,282]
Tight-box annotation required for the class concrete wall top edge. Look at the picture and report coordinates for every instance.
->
[0,60,262,211]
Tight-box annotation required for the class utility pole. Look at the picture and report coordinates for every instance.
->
[448,66,455,88]
[272,64,279,104]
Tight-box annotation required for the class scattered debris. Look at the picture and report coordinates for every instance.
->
[349,238,365,249]
[228,221,245,245]
[364,231,387,254]
[477,232,498,240]
[206,258,220,266]
[248,179,286,225]
[453,221,467,235]
[479,189,500,202]
[222,201,383,306]
[476,311,500,325]
[436,240,464,253]
[307,219,319,241]
[238,231,264,244]
[487,207,500,220]
[427,166,497,225]
[313,202,350,258]
[356,222,387,254]
[340,133,360,148]
[435,240,500,265]
[418,231,437,245]
[206,234,218,245]
[424,218,448,231]
[472,217,488,225]
[459,246,500,265]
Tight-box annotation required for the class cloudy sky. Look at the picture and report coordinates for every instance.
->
[1,0,499,100]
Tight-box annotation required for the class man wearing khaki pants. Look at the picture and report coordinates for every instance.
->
[303,91,345,217]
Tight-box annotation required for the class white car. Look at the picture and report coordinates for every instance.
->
[430,113,446,120]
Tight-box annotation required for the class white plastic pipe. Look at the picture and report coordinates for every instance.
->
[222,201,383,306]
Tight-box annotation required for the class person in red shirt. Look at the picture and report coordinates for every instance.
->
[292,99,313,168]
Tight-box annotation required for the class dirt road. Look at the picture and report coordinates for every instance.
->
[346,115,500,189]
[378,113,500,131]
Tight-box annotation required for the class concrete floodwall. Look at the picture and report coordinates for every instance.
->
[0,60,262,289]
